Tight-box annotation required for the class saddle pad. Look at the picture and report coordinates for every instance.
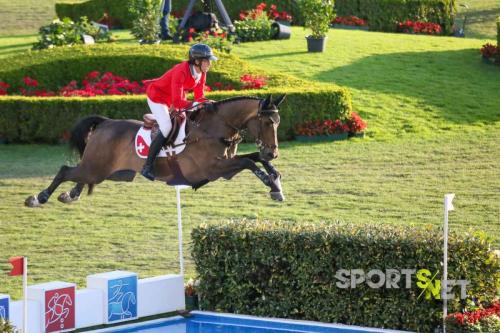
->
[134,121,187,159]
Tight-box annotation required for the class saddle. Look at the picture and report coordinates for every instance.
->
[142,112,186,147]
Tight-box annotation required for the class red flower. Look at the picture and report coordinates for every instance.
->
[23,76,38,87]
[480,43,498,58]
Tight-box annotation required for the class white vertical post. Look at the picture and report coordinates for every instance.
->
[175,186,186,276]
[443,193,455,333]
[23,257,28,333]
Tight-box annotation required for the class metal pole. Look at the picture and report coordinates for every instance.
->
[176,186,184,276]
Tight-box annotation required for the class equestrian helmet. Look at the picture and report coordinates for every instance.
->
[189,43,218,62]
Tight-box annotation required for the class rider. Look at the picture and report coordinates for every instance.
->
[141,43,218,181]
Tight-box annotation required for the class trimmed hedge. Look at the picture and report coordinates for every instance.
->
[55,0,135,29]
[55,0,302,28]
[0,44,351,143]
[335,0,456,34]
[191,221,499,332]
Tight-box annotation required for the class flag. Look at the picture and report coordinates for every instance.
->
[8,256,24,276]
[444,194,455,212]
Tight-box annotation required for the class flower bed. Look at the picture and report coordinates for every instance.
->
[332,16,368,30]
[235,3,293,42]
[480,43,499,65]
[0,71,268,97]
[445,301,500,332]
[295,112,367,142]
[396,20,442,35]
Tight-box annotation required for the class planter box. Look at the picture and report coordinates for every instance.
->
[481,56,496,65]
[332,24,369,31]
[295,133,348,142]
[348,132,365,138]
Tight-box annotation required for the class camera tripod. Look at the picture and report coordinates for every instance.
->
[173,0,235,43]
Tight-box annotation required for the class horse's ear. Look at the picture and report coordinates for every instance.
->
[274,94,286,107]
[263,94,272,108]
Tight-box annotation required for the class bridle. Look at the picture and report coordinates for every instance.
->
[184,99,280,150]
[254,100,280,150]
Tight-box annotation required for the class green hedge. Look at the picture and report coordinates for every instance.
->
[56,0,135,28]
[55,0,302,28]
[191,221,499,332]
[0,44,351,143]
[335,0,456,34]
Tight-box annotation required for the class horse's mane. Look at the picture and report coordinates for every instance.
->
[213,96,261,107]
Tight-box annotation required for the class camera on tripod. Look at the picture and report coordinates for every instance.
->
[172,0,235,43]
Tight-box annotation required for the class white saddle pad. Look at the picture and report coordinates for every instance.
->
[134,121,187,159]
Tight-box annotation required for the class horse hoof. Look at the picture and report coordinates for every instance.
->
[58,192,79,204]
[25,195,42,208]
[270,191,285,201]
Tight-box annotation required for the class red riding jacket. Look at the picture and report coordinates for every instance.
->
[145,61,207,110]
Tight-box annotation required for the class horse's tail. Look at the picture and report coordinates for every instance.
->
[69,115,108,158]
[69,115,108,196]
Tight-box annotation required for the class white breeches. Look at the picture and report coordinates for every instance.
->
[147,98,172,137]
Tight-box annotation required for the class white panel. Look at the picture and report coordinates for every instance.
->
[137,274,185,317]
[10,300,41,333]
[76,289,105,328]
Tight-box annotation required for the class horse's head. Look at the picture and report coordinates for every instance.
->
[247,94,286,161]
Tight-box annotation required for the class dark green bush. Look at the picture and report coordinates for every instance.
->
[497,16,500,46]
[56,0,135,29]
[191,220,499,332]
[0,44,351,143]
[0,86,350,143]
[129,0,161,44]
[334,0,456,34]
[56,0,302,28]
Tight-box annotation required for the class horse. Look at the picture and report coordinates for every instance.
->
[25,94,286,207]
[109,292,136,320]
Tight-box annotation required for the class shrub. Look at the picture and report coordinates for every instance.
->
[480,43,498,59]
[335,0,455,34]
[191,221,499,332]
[56,0,302,28]
[333,16,368,27]
[445,301,500,332]
[32,17,113,50]
[298,0,336,38]
[129,0,161,44]
[396,20,442,35]
[235,3,273,42]
[0,44,351,143]
[56,0,135,29]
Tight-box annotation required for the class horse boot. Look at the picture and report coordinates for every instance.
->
[140,132,166,181]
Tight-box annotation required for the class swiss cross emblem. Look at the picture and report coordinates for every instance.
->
[136,135,150,158]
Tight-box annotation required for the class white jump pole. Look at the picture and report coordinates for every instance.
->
[443,193,455,333]
[176,185,189,276]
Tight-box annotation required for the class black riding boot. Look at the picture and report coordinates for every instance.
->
[141,132,166,181]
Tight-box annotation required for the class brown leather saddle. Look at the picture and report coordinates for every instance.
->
[142,112,186,147]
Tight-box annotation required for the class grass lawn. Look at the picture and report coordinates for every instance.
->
[0,8,499,300]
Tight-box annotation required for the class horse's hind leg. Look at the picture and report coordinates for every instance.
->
[57,183,85,204]
[25,165,91,207]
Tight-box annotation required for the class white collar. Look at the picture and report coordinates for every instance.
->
[189,64,201,83]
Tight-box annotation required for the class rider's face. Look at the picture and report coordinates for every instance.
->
[200,59,211,73]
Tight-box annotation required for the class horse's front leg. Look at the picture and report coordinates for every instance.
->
[214,158,284,201]
[236,153,284,200]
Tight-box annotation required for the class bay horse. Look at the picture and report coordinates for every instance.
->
[25,95,286,207]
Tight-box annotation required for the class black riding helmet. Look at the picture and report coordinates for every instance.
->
[188,43,218,63]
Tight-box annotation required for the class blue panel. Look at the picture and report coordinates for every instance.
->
[107,276,138,322]
[0,297,8,320]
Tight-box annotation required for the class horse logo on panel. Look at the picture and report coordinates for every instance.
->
[108,277,137,321]
[0,306,6,319]
[45,291,74,331]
